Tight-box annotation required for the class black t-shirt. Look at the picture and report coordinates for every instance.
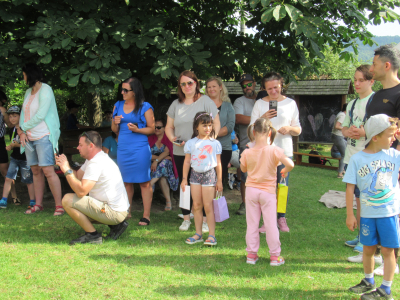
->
[9,128,26,161]
[256,90,268,99]
[366,83,400,118]
[67,114,78,130]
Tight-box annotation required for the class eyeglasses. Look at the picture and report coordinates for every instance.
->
[180,81,194,87]
[81,132,94,144]
[155,126,164,130]
[121,88,133,93]
[242,82,253,89]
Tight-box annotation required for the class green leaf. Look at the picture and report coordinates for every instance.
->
[273,5,286,21]
[184,58,192,70]
[61,38,71,48]
[89,58,98,67]
[261,7,274,23]
[81,70,90,82]
[249,0,260,9]
[120,40,130,49]
[40,54,52,64]
[95,59,102,69]
[90,70,100,84]
[261,0,271,7]
[67,74,80,87]
[70,68,80,74]
[285,4,302,21]
[310,40,324,59]
[160,67,172,79]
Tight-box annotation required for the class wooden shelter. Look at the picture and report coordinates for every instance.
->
[286,79,354,151]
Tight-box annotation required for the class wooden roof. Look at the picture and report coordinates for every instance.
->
[286,79,354,95]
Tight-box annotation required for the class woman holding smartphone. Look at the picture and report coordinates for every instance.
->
[250,72,301,232]
[165,70,220,231]
[112,77,155,225]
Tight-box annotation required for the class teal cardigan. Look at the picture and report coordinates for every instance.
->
[19,83,60,153]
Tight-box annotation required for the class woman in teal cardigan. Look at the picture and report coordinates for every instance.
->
[18,63,63,216]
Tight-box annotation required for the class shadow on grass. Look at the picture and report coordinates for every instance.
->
[152,285,354,299]
[88,253,362,277]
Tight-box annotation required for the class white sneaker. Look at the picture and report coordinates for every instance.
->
[202,222,209,233]
[179,220,191,231]
[348,254,383,264]
[374,263,399,276]
[178,213,194,219]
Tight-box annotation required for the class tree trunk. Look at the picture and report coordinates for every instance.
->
[86,92,102,127]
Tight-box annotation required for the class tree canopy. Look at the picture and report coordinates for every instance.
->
[1,0,400,98]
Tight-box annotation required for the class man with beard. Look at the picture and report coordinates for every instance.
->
[233,74,257,215]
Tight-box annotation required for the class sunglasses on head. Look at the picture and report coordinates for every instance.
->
[121,88,133,93]
[180,81,194,87]
[155,126,164,130]
[242,82,253,89]
[81,132,94,144]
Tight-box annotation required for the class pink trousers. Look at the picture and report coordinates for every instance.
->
[245,186,281,256]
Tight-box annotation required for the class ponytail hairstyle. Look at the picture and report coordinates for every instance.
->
[247,117,276,145]
[192,111,215,139]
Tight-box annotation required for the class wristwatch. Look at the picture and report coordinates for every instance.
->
[64,169,73,176]
[155,159,159,163]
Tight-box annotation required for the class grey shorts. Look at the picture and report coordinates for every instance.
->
[72,195,127,225]
[190,168,217,186]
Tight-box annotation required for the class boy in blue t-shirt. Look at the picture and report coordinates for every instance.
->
[344,114,400,299]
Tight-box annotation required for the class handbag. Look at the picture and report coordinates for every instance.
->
[179,186,191,210]
[213,192,230,222]
[277,178,288,213]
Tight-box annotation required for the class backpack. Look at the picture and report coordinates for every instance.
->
[308,150,332,166]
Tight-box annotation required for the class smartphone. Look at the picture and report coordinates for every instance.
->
[133,123,138,127]
[173,139,183,146]
[269,100,278,117]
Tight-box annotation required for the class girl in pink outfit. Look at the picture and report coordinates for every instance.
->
[240,117,294,266]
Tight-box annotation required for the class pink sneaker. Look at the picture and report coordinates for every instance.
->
[246,253,259,265]
[277,217,290,232]
[270,256,285,266]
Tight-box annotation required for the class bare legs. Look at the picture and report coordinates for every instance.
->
[124,181,153,225]
[30,165,62,207]
[0,163,16,199]
[150,177,172,209]
[190,184,215,240]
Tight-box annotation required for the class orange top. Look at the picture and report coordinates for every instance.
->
[240,145,284,194]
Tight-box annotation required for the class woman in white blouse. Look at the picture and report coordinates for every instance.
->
[250,72,301,232]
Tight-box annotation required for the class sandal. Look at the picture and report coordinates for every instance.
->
[204,235,217,246]
[186,233,203,245]
[165,200,172,211]
[54,206,65,216]
[24,204,43,214]
[138,217,150,226]
[12,198,21,206]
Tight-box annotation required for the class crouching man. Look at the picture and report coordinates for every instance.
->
[56,131,129,245]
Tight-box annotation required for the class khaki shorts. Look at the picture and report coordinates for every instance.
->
[72,195,128,225]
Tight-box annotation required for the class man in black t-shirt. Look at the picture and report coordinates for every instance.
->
[367,44,400,123]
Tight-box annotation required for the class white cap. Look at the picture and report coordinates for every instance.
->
[364,114,394,144]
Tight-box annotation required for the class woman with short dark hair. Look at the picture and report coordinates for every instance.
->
[112,77,155,225]
[18,63,63,215]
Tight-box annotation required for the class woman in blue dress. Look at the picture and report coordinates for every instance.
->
[112,77,155,226]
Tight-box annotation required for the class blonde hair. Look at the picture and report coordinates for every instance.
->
[205,76,231,103]
[247,117,276,144]
[377,117,399,136]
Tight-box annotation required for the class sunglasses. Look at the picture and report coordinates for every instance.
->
[180,81,194,87]
[155,126,164,130]
[81,132,94,144]
[242,82,253,89]
[121,88,133,93]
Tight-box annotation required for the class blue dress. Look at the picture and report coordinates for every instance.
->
[113,101,153,183]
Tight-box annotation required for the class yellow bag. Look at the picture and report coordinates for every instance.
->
[277,178,288,213]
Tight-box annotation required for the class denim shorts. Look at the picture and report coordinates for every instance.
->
[6,157,33,184]
[360,216,400,248]
[190,169,217,186]
[25,135,55,167]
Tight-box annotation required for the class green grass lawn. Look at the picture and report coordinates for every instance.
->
[0,161,396,299]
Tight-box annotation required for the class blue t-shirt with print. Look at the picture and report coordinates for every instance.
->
[343,148,400,218]
[184,138,222,173]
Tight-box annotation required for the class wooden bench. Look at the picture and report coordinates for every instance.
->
[293,152,340,171]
